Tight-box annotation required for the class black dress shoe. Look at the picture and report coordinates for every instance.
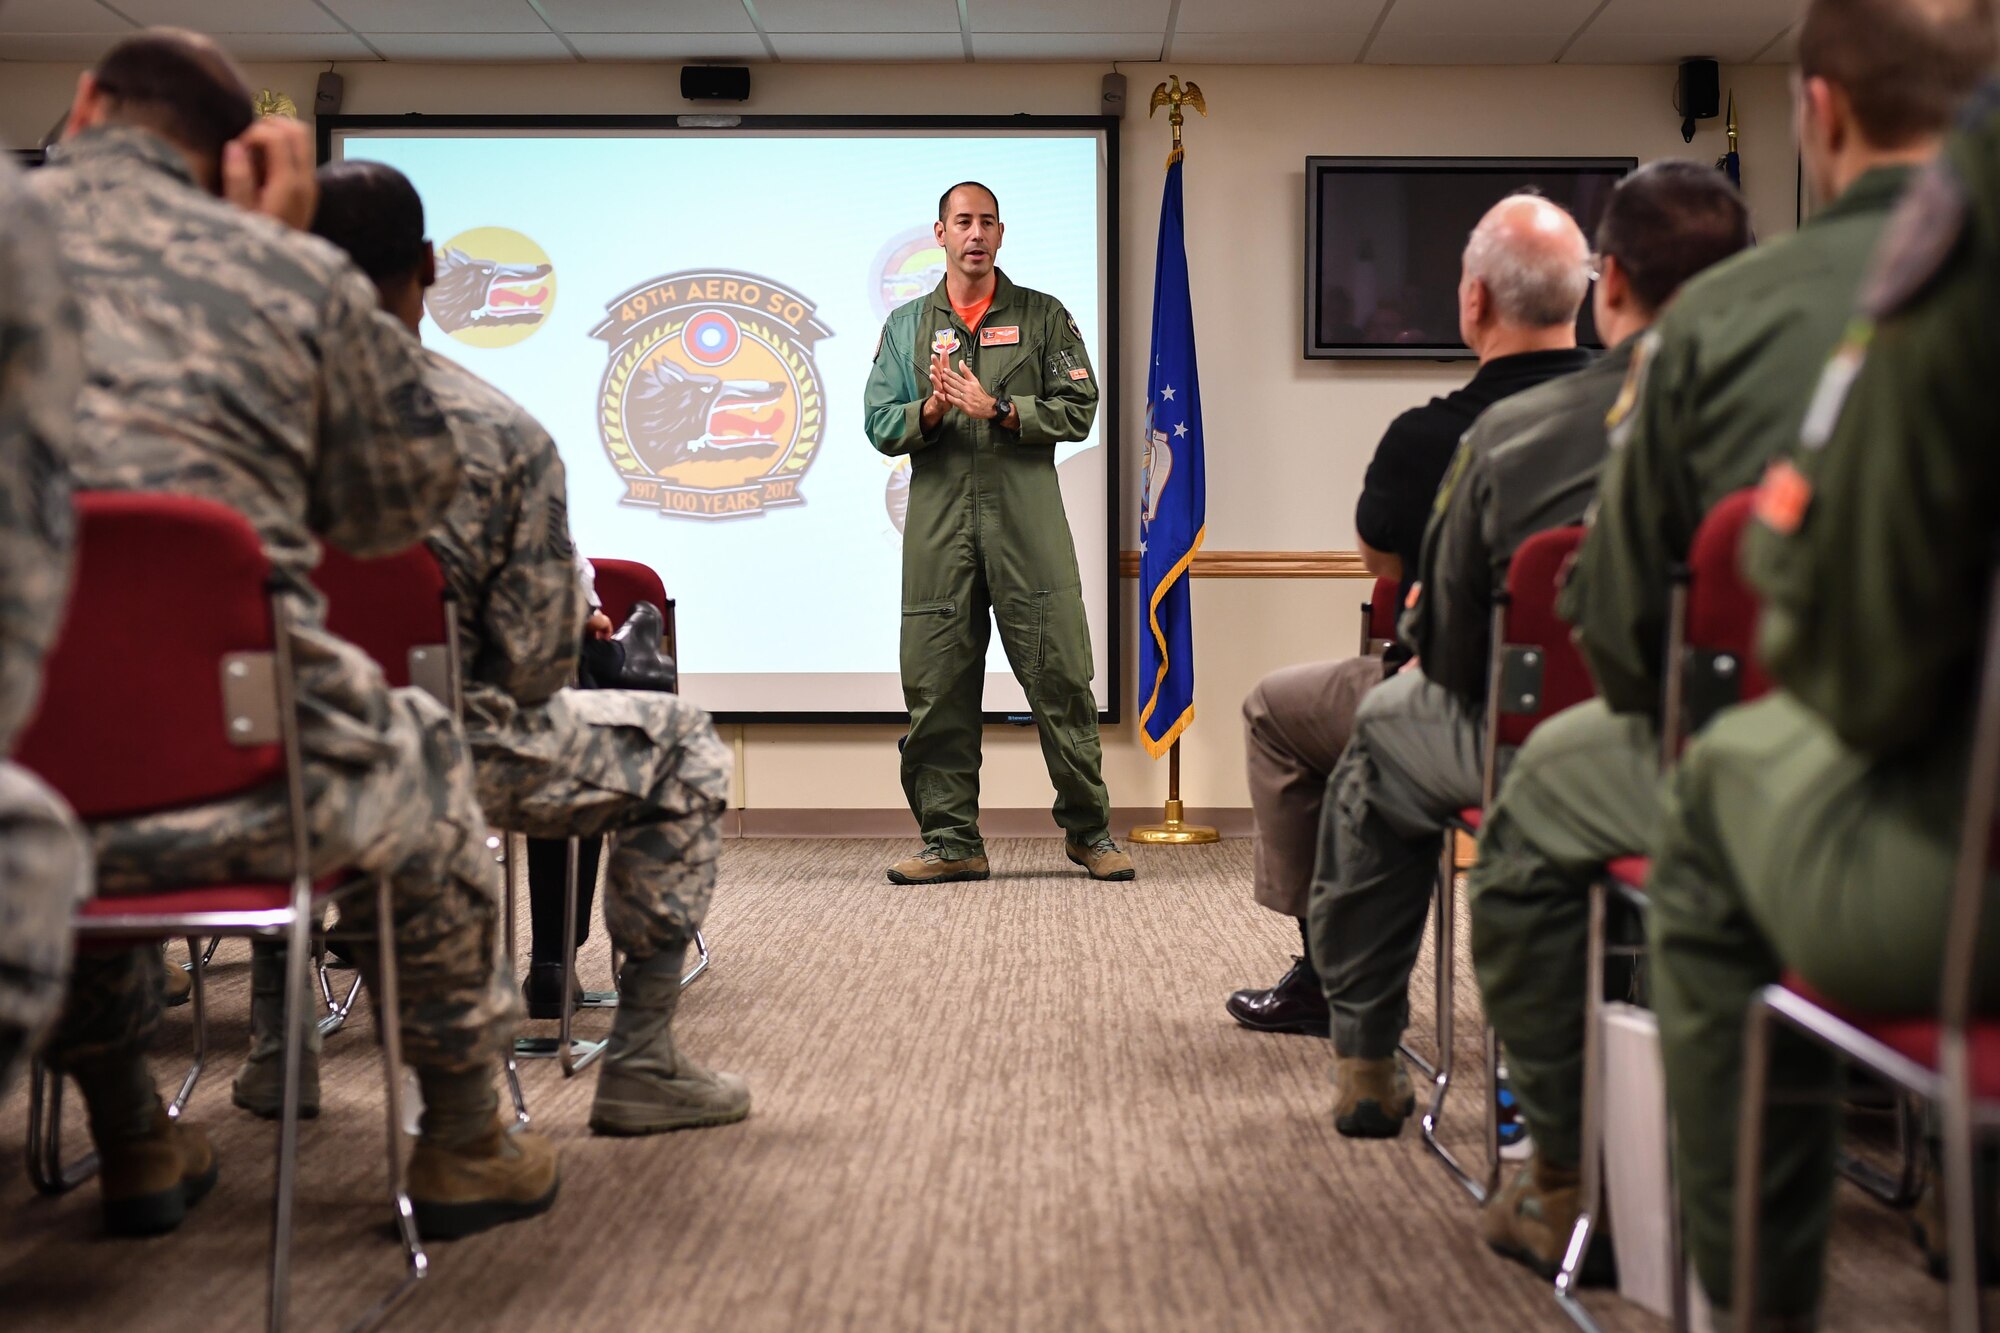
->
[522,963,585,1021]
[1226,956,1331,1037]
[610,602,678,693]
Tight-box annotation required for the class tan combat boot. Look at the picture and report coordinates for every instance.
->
[231,942,321,1120]
[1066,837,1137,881]
[886,846,991,885]
[1483,1158,1585,1278]
[1331,1055,1416,1138]
[407,1066,560,1240]
[590,948,750,1136]
[159,944,191,1008]
[75,1056,219,1237]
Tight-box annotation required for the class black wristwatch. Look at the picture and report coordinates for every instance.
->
[991,395,1014,423]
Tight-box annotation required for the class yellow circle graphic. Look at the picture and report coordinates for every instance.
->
[426,227,556,348]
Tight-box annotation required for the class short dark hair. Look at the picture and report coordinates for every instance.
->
[1799,0,1997,148]
[90,29,254,165]
[1595,160,1754,313]
[311,160,428,284]
[937,181,1000,222]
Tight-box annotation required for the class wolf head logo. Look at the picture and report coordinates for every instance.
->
[428,247,553,334]
[626,357,788,473]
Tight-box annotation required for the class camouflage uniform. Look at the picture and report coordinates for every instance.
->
[421,349,731,963]
[0,157,91,1096]
[32,127,517,1075]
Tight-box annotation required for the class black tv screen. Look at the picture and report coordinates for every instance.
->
[1305,156,1635,360]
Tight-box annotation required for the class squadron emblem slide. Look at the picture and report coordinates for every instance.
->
[426,227,555,348]
[593,271,833,520]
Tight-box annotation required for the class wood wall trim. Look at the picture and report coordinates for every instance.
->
[1117,550,1371,579]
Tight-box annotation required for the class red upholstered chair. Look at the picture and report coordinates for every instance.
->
[1406,525,1595,1203]
[1735,564,2000,1333]
[16,493,423,1329]
[1359,575,1400,657]
[1662,488,1770,757]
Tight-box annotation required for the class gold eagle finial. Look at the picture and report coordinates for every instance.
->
[1148,75,1208,164]
[253,89,298,120]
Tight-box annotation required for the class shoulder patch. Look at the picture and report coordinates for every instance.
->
[1063,308,1082,340]
[1799,320,1873,451]
[1859,161,1969,319]
[1604,330,1656,448]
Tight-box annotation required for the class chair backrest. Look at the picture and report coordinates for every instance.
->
[315,544,453,700]
[1683,488,1771,713]
[1492,525,1594,749]
[591,557,676,659]
[1942,561,2000,1035]
[16,491,285,820]
[1360,576,1399,657]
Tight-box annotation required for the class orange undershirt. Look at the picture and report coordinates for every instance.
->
[949,292,993,336]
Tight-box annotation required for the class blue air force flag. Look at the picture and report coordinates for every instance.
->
[1138,157,1207,758]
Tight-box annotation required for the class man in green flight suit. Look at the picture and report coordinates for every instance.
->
[1470,0,1996,1274]
[1653,76,2000,1329]
[863,181,1133,886]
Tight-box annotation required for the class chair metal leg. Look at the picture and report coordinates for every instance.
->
[1419,845,1499,1203]
[558,836,606,1078]
[180,937,220,973]
[168,934,209,1119]
[349,874,427,1331]
[1836,1090,1926,1208]
[25,1060,97,1194]
[267,900,315,1333]
[316,943,364,1039]
[1940,1029,1984,1333]
[1731,995,1775,1333]
[682,928,710,988]
[1555,880,1609,1330]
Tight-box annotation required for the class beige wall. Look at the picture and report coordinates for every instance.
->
[1,57,1797,821]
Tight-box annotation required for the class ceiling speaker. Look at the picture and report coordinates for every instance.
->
[682,66,751,102]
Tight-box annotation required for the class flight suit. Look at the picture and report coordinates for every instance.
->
[863,270,1106,858]
[1654,91,2000,1321]
[1308,341,1623,1061]
[1466,165,1912,1172]
[32,127,517,1079]
[0,157,90,1098]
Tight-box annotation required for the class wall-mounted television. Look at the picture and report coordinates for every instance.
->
[1305,156,1636,361]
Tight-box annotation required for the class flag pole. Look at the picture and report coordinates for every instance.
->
[1131,737,1219,844]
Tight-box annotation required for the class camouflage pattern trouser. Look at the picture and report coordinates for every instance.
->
[47,626,516,1075]
[469,686,730,963]
[0,761,90,1097]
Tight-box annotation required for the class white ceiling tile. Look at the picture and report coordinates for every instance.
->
[0,32,125,60]
[221,32,378,59]
[369,31,576,59]
[973,31,1162,60]
[1366,30,1566,62]
[1169,30,1368,62]
[768,30,964,58]
[533,0,755,32]
[568,32,768,58]
[320,0,550,33]
[0,1,132,33]
[1374,0,1598,38]
[114,0,343,33]
[1578,0,1797,39]
[971,0,1170,34]
[755,0,960,32]
[1560,31,1766,63]
[1753,23,1797,63]
[1172,0,1378,33]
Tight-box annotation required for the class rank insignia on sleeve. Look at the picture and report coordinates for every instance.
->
[1753,459,1814,536]
[932,327,960,357]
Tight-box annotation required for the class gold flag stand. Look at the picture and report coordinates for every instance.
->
[1130,739,1219,845]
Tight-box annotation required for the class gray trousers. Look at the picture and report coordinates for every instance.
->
[1241,655,1384,918]
[1307,670,1485,1058]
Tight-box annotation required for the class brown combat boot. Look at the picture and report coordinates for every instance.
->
[590,949,750,1136]
[231,942,321,1120]
[159,944,191,1008]
[1066,837,1137,881]
[1331,1055,1416,1138]
[1483,1158,1596,1280]
[407,1067,560,1240]
[74,1056,220,1237]
[886,846,991,885]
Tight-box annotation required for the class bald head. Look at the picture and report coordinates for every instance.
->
[1461,194,1591,339]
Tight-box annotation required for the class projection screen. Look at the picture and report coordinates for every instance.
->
[321,116,1119,724]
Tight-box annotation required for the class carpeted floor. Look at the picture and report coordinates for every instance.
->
[0,838,1972,1330]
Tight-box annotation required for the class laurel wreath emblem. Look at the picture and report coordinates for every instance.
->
[599,315,823,478]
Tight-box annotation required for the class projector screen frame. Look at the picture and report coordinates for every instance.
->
[317,113,1122,727]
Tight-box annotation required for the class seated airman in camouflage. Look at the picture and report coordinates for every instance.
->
[311,160,749,1136]
[0,155,92,1102]
[31,30,558,1238]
